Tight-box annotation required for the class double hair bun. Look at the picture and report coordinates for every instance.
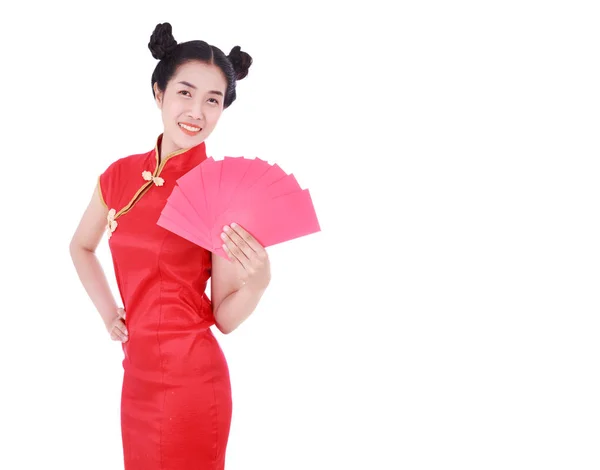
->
[147,22,252,80]
[148,22,178,61]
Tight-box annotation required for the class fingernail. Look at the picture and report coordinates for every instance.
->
[231,222,238,228]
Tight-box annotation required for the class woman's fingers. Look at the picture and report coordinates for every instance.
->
[228,223,262,253]
[111,330,128,342]
[110,331,127,342]
[110,307,128,341]
[221,228,251,262]
[110,319,128,342]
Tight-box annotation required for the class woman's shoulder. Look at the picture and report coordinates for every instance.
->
[102,150,151,175]
[98,149,153,209]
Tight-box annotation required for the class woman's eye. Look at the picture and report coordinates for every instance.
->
[209,98,220,104]
[179,90,191,97]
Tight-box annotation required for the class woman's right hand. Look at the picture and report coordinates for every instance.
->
[106,307,128,342]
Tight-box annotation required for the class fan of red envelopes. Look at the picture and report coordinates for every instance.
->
[156,156,321,259]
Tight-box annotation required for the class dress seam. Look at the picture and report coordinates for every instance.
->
[207,335,220,466]
[201,255,220,465]
[157,235,168,470]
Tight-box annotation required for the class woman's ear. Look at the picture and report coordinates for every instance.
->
[153,83,163,109]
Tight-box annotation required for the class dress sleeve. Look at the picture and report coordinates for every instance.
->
[98,159,120,210]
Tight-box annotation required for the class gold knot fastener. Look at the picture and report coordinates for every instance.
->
[142,170,164,186]
[106,208,118,239]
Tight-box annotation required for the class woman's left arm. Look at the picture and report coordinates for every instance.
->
[211,223,271,334]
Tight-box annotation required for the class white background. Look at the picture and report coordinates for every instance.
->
[1,1,599,469]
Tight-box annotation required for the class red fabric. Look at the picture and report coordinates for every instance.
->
[99,134,232,469]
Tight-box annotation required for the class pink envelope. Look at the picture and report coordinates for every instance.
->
[156,212,211,250]
[215,157,253,216]
[256,189,321,246]
[165,186,211,235]
[159,156,320,256]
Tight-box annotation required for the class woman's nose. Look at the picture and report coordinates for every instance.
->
[188,104,204,121]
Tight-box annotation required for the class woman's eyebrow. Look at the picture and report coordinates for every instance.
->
[178,80,197,89]
[177,81,223,96]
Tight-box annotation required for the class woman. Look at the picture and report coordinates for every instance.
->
[69,22,271,469]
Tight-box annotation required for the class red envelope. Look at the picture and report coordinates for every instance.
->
[157,156,320,257]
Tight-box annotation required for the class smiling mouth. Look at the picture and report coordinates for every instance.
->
[178,123,202,133]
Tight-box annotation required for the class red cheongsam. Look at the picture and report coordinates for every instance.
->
[98,134,232,470]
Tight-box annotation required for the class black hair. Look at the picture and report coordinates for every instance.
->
[148,22,252,109]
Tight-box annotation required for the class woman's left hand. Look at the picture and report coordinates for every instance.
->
[221,223,271,290]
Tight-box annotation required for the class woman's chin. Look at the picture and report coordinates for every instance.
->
[171,130,205,149]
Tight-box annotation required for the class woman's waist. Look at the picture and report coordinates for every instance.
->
[125,312,215,337]
[121,281,211,314]
[123,294,213,324]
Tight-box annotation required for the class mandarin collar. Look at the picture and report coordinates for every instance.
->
[151,133,208,173]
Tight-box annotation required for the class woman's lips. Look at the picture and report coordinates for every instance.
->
[178,122,202,136]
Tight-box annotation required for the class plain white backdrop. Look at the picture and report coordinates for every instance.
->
[1,1,599,469]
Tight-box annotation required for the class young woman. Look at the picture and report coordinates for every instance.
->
[69,22,271,469]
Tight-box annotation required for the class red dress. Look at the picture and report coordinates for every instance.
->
[98,134,232,470]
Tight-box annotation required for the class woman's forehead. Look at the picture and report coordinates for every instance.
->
[172,61,226,91]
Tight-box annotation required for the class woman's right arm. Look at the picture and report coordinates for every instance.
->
[69,181,125,338]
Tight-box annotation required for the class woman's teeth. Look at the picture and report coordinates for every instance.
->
[179,123,201,132]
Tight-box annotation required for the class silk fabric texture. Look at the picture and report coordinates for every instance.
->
[99,134,232,469]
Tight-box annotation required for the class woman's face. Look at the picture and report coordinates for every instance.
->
[153,60,227,155]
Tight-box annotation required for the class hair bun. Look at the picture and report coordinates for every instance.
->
[148,22,178,60]
[227,46,253,80]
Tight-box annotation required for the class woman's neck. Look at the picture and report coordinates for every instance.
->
[159,134,180,162]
